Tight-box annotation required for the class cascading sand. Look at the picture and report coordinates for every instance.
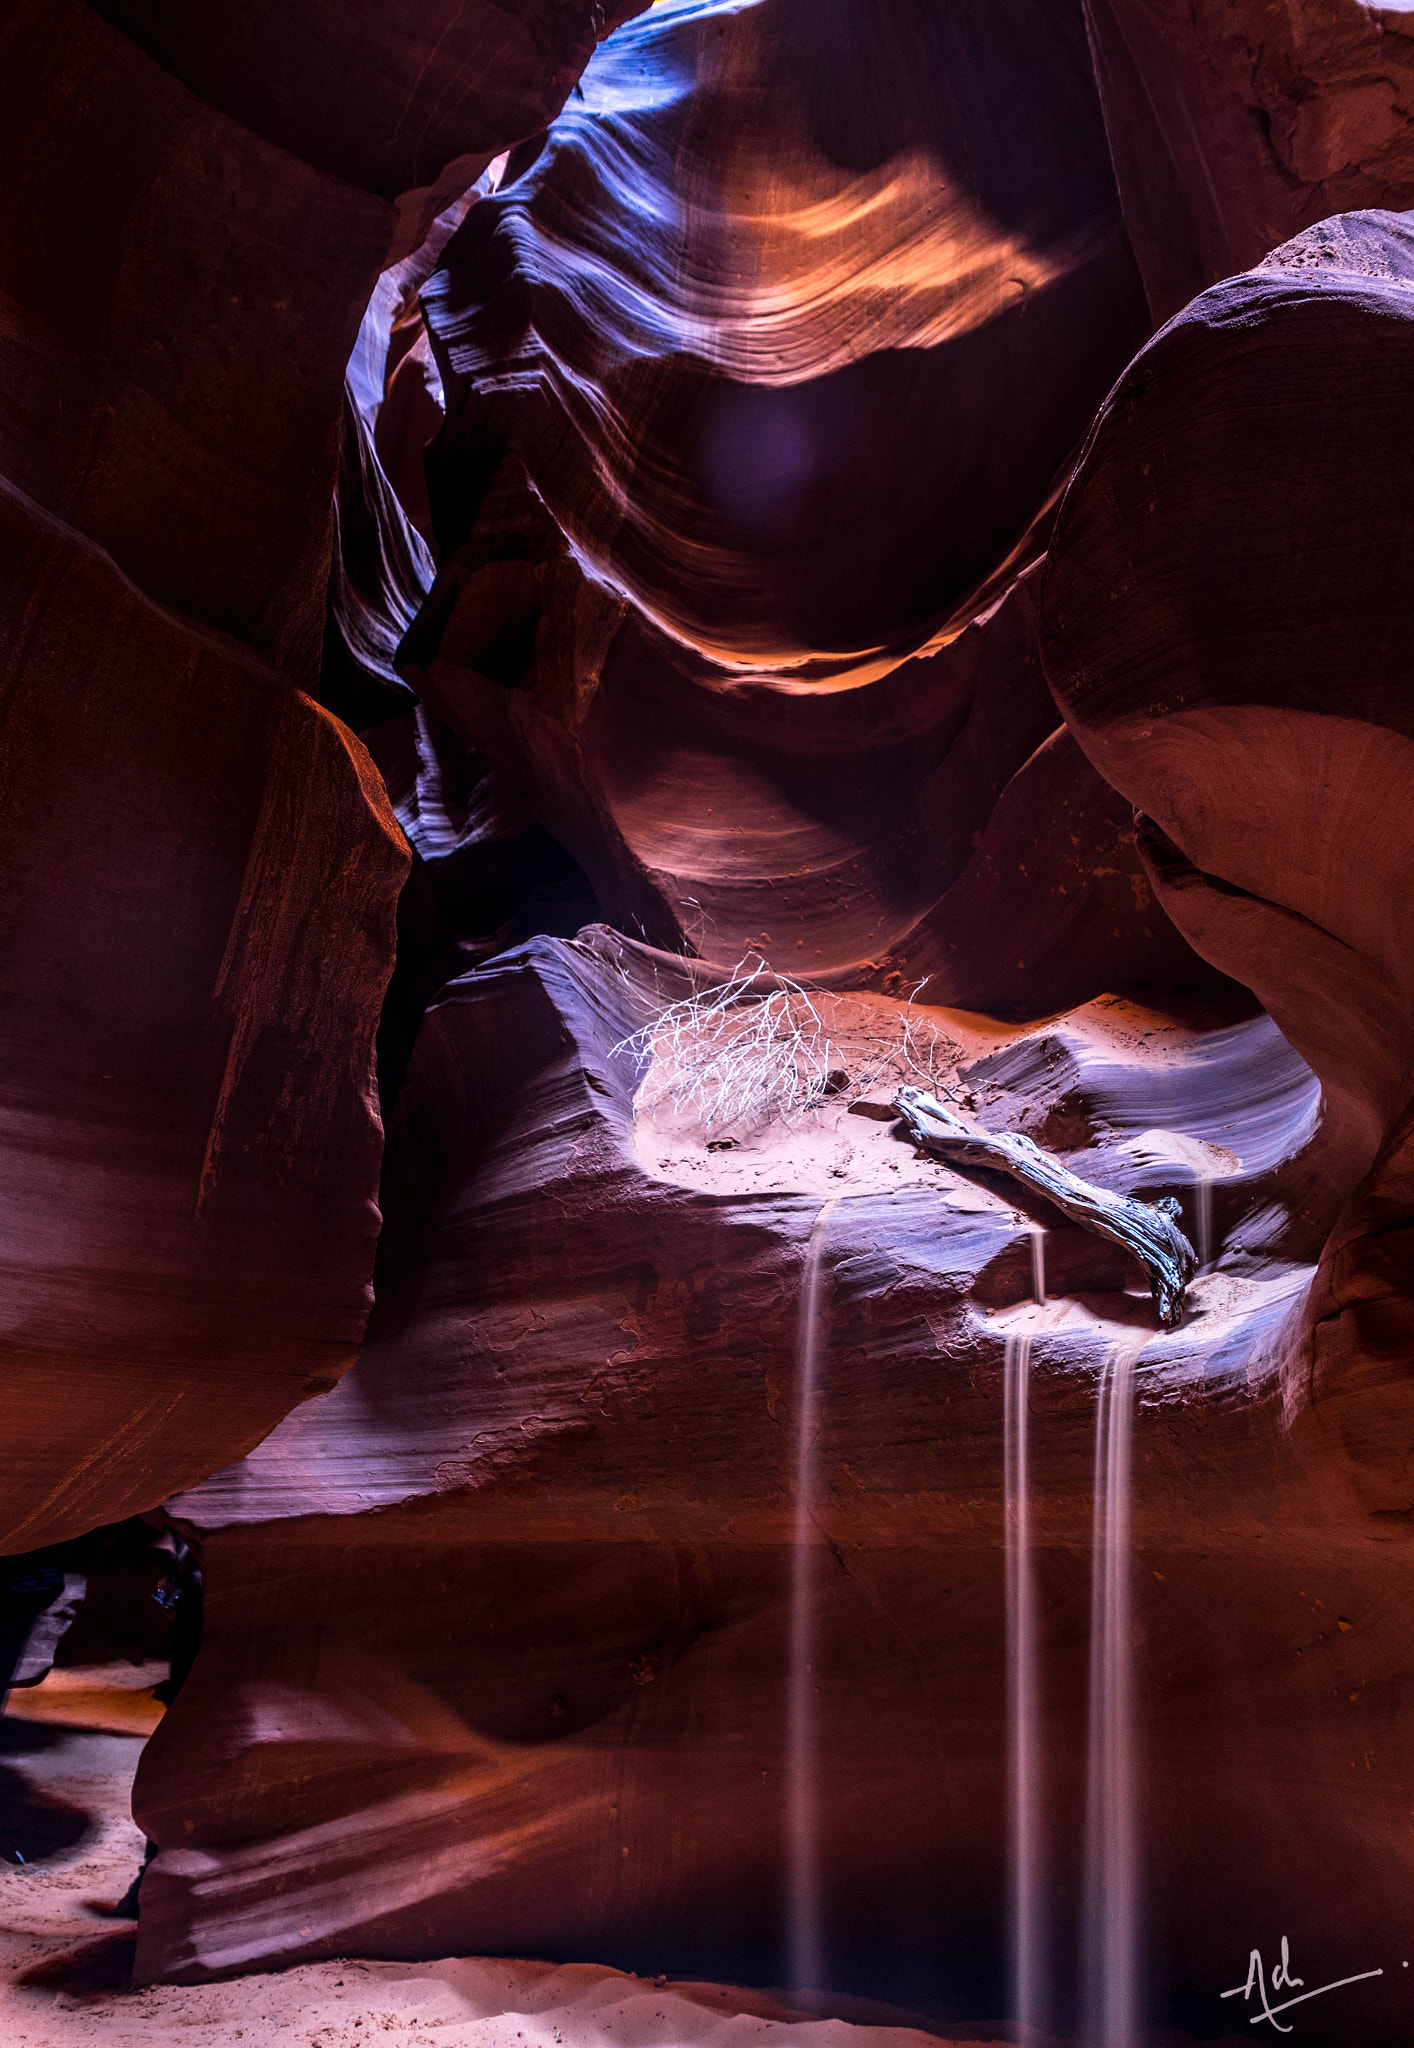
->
[786,1198,836,1993]
[1082,1334,1147,2047]
[1004,1329,1044,2036]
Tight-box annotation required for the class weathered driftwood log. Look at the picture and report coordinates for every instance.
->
[892,1085,1196,1327]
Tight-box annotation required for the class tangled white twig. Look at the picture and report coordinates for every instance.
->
[612,956,960,1137]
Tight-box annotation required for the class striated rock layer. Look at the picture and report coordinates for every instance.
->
[110,7,1414,2032]
[1040,206,1414,1524]
[418,0,1149,663]
[394,0,1225,1015]
[0,485,406,1548]
[134,933,1414,2041]
[0,0,637,1549]
[7,0,1414,2034]
[1083,0,1414,321]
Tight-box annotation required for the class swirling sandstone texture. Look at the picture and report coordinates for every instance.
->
[395,0,1223,1014]
[138,932,1414,2042]
[1082,0,1414,320]
[1040,208,1414,1519]
[419,0,1147,662]
[8,0,1414,2037]
[0,0,637,1549]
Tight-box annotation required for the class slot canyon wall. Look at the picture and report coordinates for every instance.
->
[4,0,1414,2040]
[0,0,645,1547]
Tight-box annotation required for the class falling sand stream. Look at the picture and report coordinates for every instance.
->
[1004,1329,1042,2035]
[1192,1169,1213,1275]
[786,1197,837,1993]
[1005,1228,1046,2034]
[791,1196,1153,2027]
[1082,1333,1147,2048]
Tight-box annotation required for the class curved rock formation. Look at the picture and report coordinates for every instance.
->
[0,484,407,1550]
[419,0,1148,663]
[8,3,1414,2040]
[0,0,641,1549]
[1083,0,1414,321]
[123,929,1409,2031]
[130,929,1414,2044]
[1040,206,1414,1513]
[390,0,1227,1014]
[88,0,645,261]
[406,550,1215,1009]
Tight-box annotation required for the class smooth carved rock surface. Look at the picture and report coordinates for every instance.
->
[1083,0,1414,321]
[419,0,1149,663]
[1,0,638,692]
[327,179,493,728]
[388,1,1221,1011]
[137,933,1412,2040]
[404,546,1214,1008]
[93,0,648,259]
[1039,207,1414,1516]
[327,387,434,727]
[961,1014,1345,1269]
[0,0,393,689]
[0,0,637,1548]
[0,483,408,1551]
[6,0,1414,2034]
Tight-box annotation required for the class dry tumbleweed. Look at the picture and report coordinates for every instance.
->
[613,957,960,1137]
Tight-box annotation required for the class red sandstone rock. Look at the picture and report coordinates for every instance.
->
[0,0,393,688]
[401,506,1221,1008]
[381,0,1234,1016]
[418,0,1148,661]
[325,389,433,728]
[375,334,448,548]
[1083,0,1414,321]
[0,0,637,1547]
[6,3,1414,2035]
[1040,208,1414,1510]
[0,483,407,1550]
[134,931,1408,2040]
[94,0,647,261]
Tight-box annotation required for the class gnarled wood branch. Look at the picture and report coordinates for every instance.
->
[892,1085,1196,1327]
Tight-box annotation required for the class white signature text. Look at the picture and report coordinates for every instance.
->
[1221,1936,1383,2032]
